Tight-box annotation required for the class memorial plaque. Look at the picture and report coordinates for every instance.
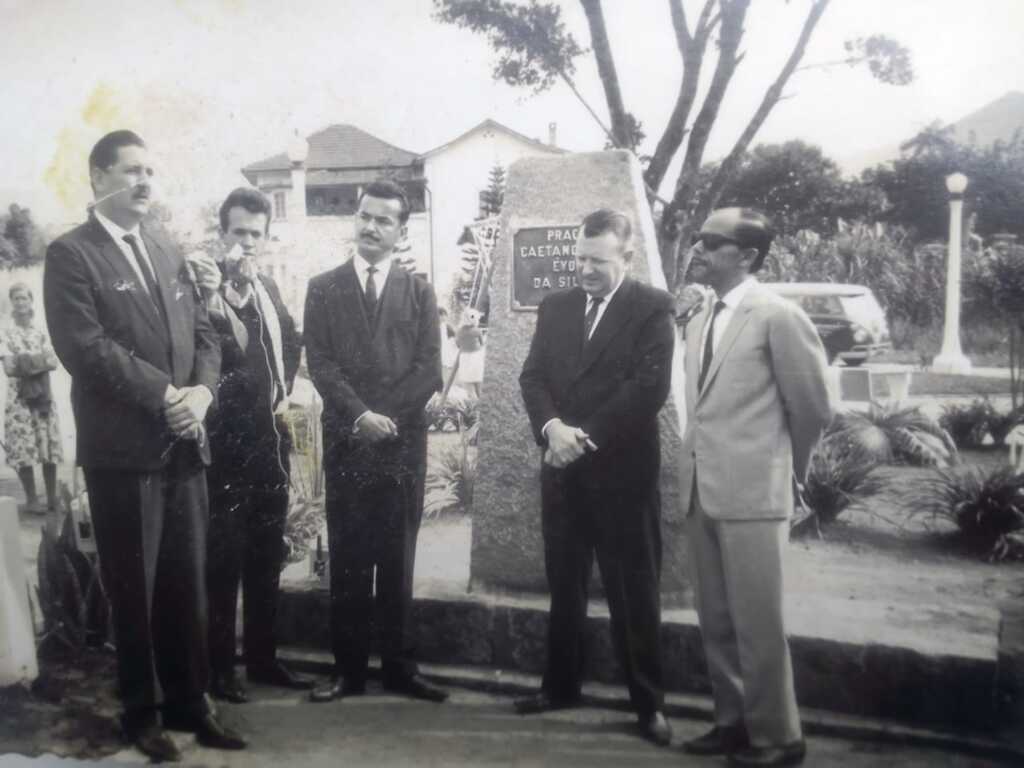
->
[511,225,580,310]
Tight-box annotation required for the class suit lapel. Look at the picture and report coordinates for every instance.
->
[88,219,166,338]
[337,260,372,341]
[374,264,405,339]
[142,230,181,367]
[575,279,633,379]
[697,283,759,402]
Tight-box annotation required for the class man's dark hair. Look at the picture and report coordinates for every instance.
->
[581,208,632,246]
[89,130,145,176]
[219,187,273,233]
[358,179,411,224]
[734,208,775,272]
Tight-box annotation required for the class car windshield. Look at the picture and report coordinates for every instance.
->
[794,295,844,316]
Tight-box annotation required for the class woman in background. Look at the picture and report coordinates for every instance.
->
[454,307,485,399]
[1,283,62,514]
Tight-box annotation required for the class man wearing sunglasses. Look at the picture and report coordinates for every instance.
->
[678,208,831,767]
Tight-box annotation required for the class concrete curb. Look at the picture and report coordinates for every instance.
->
[276,647,1024,765]
[277,582,1002,732]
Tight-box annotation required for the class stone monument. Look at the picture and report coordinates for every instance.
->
[469,150,690,602]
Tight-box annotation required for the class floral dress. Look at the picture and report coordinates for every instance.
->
[2,325,63,469]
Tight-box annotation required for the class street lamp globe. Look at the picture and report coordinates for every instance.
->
[945,172,968,196]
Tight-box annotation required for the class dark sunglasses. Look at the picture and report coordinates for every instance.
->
[691,232,740,251]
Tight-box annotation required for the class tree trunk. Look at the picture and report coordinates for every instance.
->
[580,0,632,149]
[659,0,751,287]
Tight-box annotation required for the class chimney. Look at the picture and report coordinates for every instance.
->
[548,122,557,147]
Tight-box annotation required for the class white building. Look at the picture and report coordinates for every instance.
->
[241,119,563,320]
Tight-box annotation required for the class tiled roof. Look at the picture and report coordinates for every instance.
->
[243,124,420,174]
[423,118,563,157]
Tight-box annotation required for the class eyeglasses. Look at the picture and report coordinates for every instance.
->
[691,232,739,251]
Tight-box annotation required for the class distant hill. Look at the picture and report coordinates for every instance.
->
[950,90,1024,146]
[839,90,1024,174]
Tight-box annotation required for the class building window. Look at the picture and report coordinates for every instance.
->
[273,191,287,220]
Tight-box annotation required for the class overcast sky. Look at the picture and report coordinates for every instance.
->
[2,0,1022,230]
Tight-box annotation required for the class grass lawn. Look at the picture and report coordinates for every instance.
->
[871,371,1011,398]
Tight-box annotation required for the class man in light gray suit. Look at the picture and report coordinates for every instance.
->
[677,208,831,767]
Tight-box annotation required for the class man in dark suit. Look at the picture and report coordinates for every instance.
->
[187,187,311,703]
[43,130,245,761]
[516,209,676,746]
[303,179,447,703]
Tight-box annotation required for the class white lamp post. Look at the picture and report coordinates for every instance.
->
[931,172,972,375]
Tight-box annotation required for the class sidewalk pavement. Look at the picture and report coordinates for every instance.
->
[1,663,1018,768]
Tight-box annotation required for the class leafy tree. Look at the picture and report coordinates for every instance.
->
[712,140,885,235]
[479,164,506,218]
[434,0,913,285]
[1,204,47,268]
[864,124,1024,243]
[965,242,1024,408]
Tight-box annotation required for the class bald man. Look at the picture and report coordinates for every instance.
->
[677,208,831,767]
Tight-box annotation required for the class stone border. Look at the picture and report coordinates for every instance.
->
[277,581,1000,732]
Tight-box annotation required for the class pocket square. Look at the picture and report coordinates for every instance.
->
[112,279,137,292]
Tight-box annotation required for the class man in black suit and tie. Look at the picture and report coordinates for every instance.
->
[516,209,676,747]
[187,187,311,702]
[303,179,447,703]
[44,130,245,761]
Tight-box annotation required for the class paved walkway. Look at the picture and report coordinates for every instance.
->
[0,682,1015,767]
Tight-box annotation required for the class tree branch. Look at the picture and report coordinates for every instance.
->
[644,0,720,193]
[701,0,832,220]
[580,0,631,149]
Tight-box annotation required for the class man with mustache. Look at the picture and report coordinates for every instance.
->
[187,187,310,703]
[678,208,831,767]
[303,179,446,703]
[43,130,244,761]
[516,209,676,747]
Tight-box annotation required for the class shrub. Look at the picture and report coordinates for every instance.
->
[796,435,884,534]
[831,403,957,467]
[986,404,1024,446]
[939,400,991,449]
[424,423,478,519]
[908,466,1024,561]
[35,485,111,657]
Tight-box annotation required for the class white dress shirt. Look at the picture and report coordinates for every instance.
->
[93,210,158,296]
[584,274,625,340]
[353,252,393,295]
[699,276,756,374]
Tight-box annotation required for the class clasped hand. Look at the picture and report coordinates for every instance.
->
[544,419,595,468]
[355,411,398,443]
[164,384,213,438]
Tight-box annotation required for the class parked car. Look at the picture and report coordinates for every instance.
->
[763,282,891,366]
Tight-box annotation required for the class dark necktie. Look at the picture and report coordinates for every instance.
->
[364,265,378,319]
[122,234,167,326]
[697,300,727,392]
[583,296,604,345]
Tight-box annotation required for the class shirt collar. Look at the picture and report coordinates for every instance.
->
[354,252,392,281]
[716,275,755,310]
[94,209,141,244]
[587,274,626,307]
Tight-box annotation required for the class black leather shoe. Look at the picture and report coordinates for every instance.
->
[638,711,672,747]
[513,691,582,715]
[729,739,806,766]
[247,661,315,690]
[382,673,449,702]
[309,676,366,703]
[683,724,750,755]
[129,723,182,763]
[211,675,249,704]
[193,711,247,750]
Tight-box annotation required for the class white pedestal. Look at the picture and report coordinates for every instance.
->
[930,353,973,375]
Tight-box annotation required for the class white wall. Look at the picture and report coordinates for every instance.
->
[424,130,559,305]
